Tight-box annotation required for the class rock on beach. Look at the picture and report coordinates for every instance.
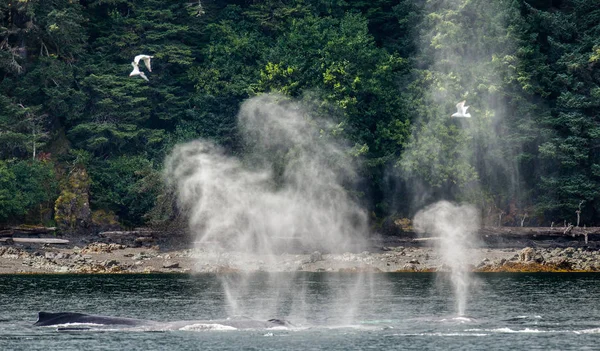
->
[0,241,599,274]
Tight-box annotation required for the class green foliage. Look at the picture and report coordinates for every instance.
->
[399,0,526,206]
[0,161,19,221]
[517,0,600,222]
[53,167,91,230]
[0,159,58,223]
[1,0,600,227]
[89,156,161,227]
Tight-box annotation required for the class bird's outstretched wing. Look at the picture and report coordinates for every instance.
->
[142,56,152,72]
[129,61,149,81]
[139,71,149,82]
[134,54,154,72]
[451,100,472,118]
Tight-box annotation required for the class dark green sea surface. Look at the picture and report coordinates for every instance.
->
[0,273,599,350]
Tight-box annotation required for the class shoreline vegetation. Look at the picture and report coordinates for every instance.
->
[1,226,599,274]
[2,1,600,240]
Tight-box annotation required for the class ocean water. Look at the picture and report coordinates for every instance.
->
[0,273,599,350]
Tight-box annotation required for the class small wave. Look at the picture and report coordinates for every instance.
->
[321,324,390,331]
[439,316,477,323]
[359,319,397,325]
[506,315,543,321]
[179,323,237,331]
[391,333,488,337]
[453,317,476,322]
[573,328,600,334]
[466,328,545,333]
[266,326,289,330]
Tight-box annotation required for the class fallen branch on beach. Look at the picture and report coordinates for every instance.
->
[0,226,57,237]
[0,237,68,244]
[478,226,599,245]
[478,226,600,237]
[99,230,163,239]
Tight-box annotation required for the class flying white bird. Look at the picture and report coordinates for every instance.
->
[134,54,154,72]
[451,100,471,118]
[129,62,149,81]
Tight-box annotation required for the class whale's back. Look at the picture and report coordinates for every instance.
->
[35,312,149,327]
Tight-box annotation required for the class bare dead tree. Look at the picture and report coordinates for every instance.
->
[576,200,584,227]
[1,37,24,74]
[187,1,206,16]
[40,41,50,57]
[17,103,48,159]
[498,210,505,227]
[520,213,528,227]
[564,224,574,236]
[486,205,493,226]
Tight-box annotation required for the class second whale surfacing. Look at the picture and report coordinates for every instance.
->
[34,312,292,331]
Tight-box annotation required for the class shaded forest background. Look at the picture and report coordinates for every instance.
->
[0,0,599,233]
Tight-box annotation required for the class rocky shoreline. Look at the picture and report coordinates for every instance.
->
[1,237,599,274]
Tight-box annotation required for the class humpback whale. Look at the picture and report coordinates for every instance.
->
[35,312,291,330]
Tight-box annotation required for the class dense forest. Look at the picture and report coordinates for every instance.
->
[0,0,599,233]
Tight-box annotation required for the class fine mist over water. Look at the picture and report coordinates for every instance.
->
[398,0,524,317]
[399,0,528,211]
[165,94,371,321]
[414,201,480,316]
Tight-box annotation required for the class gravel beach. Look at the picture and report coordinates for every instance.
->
[1,233,599,274]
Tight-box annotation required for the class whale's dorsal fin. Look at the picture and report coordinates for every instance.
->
[37,311,54,322]
[267,318,290,326]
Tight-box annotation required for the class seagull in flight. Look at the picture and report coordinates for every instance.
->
[134,54,154,72]
[129,62,149,81]
[451,100,471,118]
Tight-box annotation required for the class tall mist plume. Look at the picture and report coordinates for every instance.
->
[165,94,368,255]
[413,201,479,316]
[400,0,530,218]
[400,0,527,316]
[164,94,372,320]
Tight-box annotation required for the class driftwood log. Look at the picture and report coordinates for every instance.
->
[0,237,68,244]
[479,226,600,237]
[99,230,162,239]
[389,226,600,248]
[478,226,600,244]
[0,226,57,237]
[99,230,163,246]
